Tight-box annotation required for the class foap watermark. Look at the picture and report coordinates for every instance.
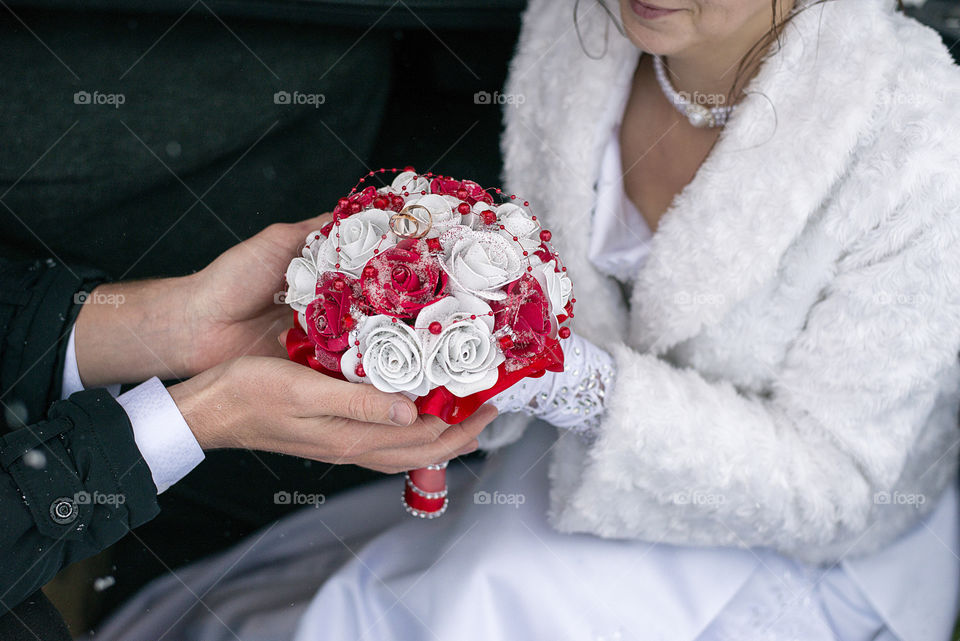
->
[873,291,926,307]
[74,290,125,308]
[473,490,526,508]
[474,91,525,107]
[74,90,125,109]
[677,90,727,107]
[274,91,326,108]
[874,491,926,507]
[672,490,726,506]
[75,490,126,506]
[274,490,326,506]
[674,290,725,308]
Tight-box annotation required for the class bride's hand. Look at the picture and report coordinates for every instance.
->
[168,356,494,473]
[74,215,329,386]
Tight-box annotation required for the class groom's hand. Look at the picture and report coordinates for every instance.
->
[168,356,492,473]
[74,215,329,386]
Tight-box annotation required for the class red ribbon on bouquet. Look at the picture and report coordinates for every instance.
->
[286,320,564,517]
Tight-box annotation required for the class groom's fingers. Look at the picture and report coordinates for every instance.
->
[361,405,497,471]
[294,212,332,234]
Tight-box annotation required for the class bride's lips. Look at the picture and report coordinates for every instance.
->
[629,0,680,19]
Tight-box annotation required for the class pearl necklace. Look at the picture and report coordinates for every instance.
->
[652,55,734,128]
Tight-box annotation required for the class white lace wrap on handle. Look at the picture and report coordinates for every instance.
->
[490,332,615,439]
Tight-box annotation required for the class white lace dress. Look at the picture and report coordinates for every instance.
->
[87,129,959,641]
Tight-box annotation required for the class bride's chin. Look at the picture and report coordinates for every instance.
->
[620,25,689,58]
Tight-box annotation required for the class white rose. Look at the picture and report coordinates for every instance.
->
[495,203,539,240]
[439,227,525,301]
[416,293,504,397]
[463,201,494,229]
[284,256,320,313]
[537,260,572,315]
[389,170,431,196]
[341,315,432,396]
[404,193,462,238]
[310,209,397,278]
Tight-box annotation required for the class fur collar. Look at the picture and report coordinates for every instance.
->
[502,0,902,354]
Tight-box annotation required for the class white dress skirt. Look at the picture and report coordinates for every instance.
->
[88,129,960,641]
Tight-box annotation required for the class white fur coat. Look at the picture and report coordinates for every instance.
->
[488,0,960,564]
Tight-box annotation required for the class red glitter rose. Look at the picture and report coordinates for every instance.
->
[491,274,552,362]
[429,177,494,206]
[305,273,362,372]
[361,239,447,318]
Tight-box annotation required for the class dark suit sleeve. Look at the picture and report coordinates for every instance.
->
[0,259,160,611]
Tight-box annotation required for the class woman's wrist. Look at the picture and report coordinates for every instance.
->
[74,275,201,387]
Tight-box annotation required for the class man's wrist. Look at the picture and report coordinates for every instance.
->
[74,276,198,386]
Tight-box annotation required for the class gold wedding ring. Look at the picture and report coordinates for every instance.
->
[390,204,433,240]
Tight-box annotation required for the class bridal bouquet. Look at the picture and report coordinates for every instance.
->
[283,168,573,517]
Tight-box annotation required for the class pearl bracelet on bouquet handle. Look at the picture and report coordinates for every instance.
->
[490,332,615,440]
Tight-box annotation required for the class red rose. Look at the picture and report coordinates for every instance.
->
[305,273,361,372]
[361,239,447,318]
[491,274,552,362]
[333,185,382,219]
[429,177,494,206]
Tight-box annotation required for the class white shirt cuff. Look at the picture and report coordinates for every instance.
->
[62,324,204,493]
[116,377,205,494]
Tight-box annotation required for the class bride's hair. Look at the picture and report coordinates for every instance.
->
[575,0,906,105]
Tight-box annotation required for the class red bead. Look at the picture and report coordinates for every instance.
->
[531,215,537,221]
[570,298,576,304]
[470,315,476,320]
[349,202,362,213]
[524,201,530,207]
[558,327,571,339]
[429,321,442,335]
[337,198,350,208]
[373,196,389,209]
[539,230,552,242]
[403,165,416,172]
[457,202,471,215]
[512,236,519,242]
[481,210,497,225]
[499,224,506,230]
[455,188,469,200]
